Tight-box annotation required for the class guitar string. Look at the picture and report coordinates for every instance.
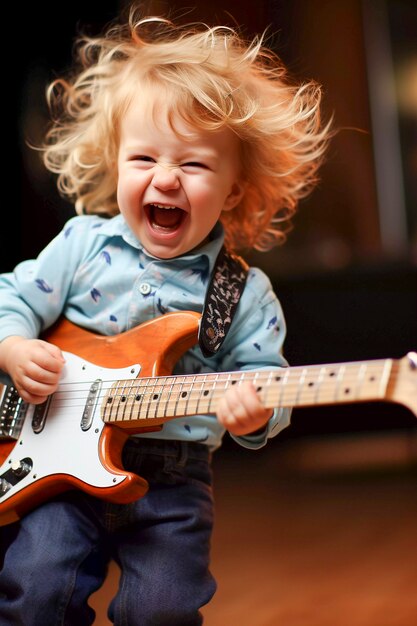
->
[46,360,390,394]
[48,369,391,408]
[9,371,392,419]
[43,365,393,401]
[2,362,396,416]
[2,378,399,433]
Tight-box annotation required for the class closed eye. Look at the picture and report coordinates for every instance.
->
[129,155,156,163]
[182,162,209,169]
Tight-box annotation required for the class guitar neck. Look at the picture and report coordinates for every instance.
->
[101,357,395,429]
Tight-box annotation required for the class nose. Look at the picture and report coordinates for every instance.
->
[151,163,180,191]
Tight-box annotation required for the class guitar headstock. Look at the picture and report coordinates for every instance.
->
[388,352,417,418]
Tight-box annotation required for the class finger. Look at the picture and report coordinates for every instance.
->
[33,343,66,373]
[217,382,272,434]
[18,375,59,399]
[41,341,66,363]
[15,385,49,405]
[25,361,62,385]
[225,382,260,420]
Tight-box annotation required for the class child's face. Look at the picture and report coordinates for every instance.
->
[117,95,244,259]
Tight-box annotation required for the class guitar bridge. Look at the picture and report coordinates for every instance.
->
[0,385,27,441]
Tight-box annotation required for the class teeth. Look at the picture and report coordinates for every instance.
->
[150,203,178,210]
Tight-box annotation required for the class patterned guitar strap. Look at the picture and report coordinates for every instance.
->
[198,246,249,358]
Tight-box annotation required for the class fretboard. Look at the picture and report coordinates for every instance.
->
[101,358,393,428]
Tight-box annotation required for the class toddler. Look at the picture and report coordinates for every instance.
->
[0,8,329,625]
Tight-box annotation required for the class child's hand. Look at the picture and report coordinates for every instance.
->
[216,381,273,436]
[0,336,65,404]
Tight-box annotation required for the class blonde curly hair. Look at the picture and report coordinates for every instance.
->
[43,8,330,251]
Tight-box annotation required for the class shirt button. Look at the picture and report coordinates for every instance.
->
[139,282,152,295]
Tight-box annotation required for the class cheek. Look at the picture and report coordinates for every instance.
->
[117,174,138,211]
[188,178,224,209]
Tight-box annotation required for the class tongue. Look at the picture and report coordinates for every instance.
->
[151,206,183,229]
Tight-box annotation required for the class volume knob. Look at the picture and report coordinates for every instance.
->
[11,460,31,477]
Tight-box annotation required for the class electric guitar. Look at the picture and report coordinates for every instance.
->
[0,311,416,526]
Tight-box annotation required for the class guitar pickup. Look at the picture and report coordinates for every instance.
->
[32,398,51,434]
[81,379,102,431]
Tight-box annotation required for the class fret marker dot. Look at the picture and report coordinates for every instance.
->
[153,394,158,400]
[344,388,350,394]
[121,396,126,403]
[135,395,141,401]
[308,382,314,387]
[231,380,237,385]
[203,390,209,396]
[181,391,187,398]
[256,386,262,392]
[275,376,281,382]
[107,398,113,404]
[369,376,375,382]
[329,372,335,377]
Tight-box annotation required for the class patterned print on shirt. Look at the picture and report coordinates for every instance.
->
[157,298,167,315]
[35,279,53,293]
[267,316,277,329]
[101,251,112,265]
[90,288,102,302]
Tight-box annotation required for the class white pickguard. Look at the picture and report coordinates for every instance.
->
[0,352,141,505]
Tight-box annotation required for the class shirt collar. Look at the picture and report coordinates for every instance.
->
[96,213,225,276]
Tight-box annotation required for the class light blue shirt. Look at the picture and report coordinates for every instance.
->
[0,214,291,449]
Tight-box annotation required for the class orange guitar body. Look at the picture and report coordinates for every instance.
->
[0,312,200,526]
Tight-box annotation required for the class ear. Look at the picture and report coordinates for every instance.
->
[222,179,247,212]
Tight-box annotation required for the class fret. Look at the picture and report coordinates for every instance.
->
[121,379,133,422]
[379,359,393,395]
[196,374,216,414]
[174,376,196,417]
[138,378,153,421]
[311,367,326,404]
[153,381,166,418]
[184,376,199,415]
[261,371,275,408]
[106,380,119,423]
[206,373,223,413]
[356,363,367,400]
[156,376,176,418]
[124,378,137,422]
[172,376,187,418]
[194,374,205,415]
[335,365,346,402]
[207,374,218,413]
[128,380,144,422]
[294,367,307,406]
[112,380,125,422]
[278,369,290,407]
[144,380,165,419]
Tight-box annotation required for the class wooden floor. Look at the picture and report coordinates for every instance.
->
[90,432,417,625]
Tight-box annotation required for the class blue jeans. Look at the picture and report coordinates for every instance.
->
[0,439,216,625]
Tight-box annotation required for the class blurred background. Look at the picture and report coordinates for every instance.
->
[2,0,417,624]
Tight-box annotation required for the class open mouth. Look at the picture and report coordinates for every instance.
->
[145,203,186,232]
